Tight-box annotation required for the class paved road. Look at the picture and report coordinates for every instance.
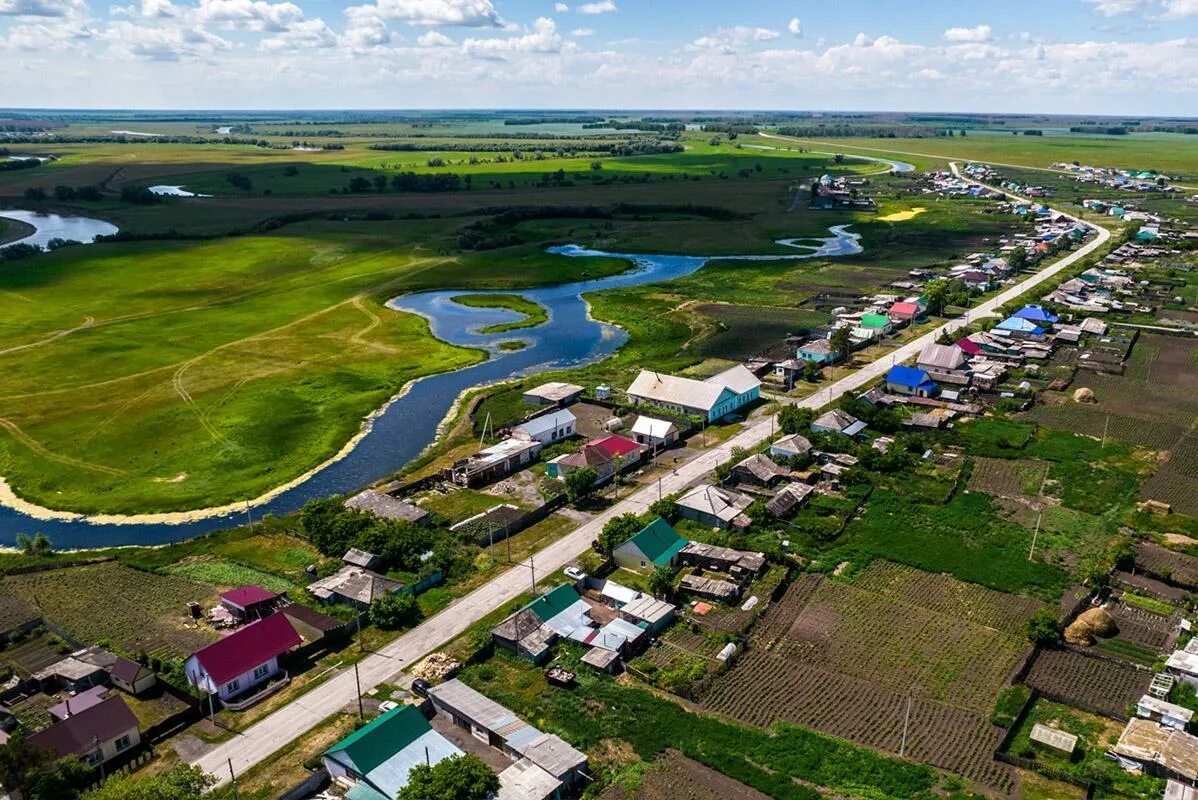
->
[194,165,1111,787]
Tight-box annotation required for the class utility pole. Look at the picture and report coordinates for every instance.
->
[354,662,363,720]
[228,758,240,800]
[530,554,536,594]
[1029,510,1043,561]
[1102,414,1110,448]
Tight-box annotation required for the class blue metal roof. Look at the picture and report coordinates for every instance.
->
[886,365,937,391]
[1013,304,1059,324]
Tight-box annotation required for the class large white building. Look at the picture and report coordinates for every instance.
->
[625,365,760,422]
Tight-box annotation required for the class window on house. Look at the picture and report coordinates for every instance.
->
[226,679,240,693]
[253,664,270,680]
[115,735,131,752]
[86,750,103,766]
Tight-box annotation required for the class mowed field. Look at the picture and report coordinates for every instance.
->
[0,561,218,658]
[0,219,629,514]
[700,562,1041,793]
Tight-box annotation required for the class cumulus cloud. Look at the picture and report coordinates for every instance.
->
[198,0,304,32]
[576,0,614,13]
[1161,0,1198,17]
[102,18,230,59]
[351,0,502,26]
[259,16,335,49]
[417,28,452,45]
[943,24,991,42]
[1083,0,1154,15]
[852,31,872,46]
[787,16,800,36]
[570,26,592,36]
[462,15,561,57]
[553,1,567,9]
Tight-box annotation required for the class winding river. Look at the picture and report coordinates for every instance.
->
[0,226,862,548]
[0,210,118,250]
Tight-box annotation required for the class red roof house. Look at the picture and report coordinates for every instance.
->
[888,301,923,322]
[546,435,647,483]
[30,695,140,767]
[591,435,643,458]
[184,614,300,703]
[955,338,983,356]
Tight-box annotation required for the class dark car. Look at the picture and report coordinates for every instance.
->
[411,678,431,699]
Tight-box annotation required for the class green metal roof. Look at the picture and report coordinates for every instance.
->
[324,705,431,775]
[624,518,688,565]
[860,313,891,328]
[526,584,582,622]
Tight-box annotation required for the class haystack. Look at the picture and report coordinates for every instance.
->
[1064,607,1117,646]
[1073,387,1097,404]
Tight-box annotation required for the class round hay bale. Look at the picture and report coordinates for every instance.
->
[1073,387,1097,404]
[1064,607,1117,646]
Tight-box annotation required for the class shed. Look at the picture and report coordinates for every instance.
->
[498,757,564,800]
[770,433,812,459]
[219,585,280,620]
[523,382,585,406]
[512,409,577,446]
[580,647,622,674]
[630,416,679,449]
[110,656,157,696]
[619,595,676,635]
[343,548,383,571]
[344,490,430,526]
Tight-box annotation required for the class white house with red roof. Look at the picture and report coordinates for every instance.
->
[184,613,301,704]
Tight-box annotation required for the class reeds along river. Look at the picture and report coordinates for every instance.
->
[0,226,862,548]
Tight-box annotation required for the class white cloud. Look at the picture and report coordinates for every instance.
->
[576,0,614,14]
[417,28,452,45]
[943,24,991,42]
[570,26,592,36]
[102,18,230,59]
[1161,0,1198,17]
[852,31,872,46]
[351,0,501,26]
[688,25,779,54]
[341,5,390,46]
[0,0,84,17]
[198,0,304,32]
[553,1,567,10]
[259,16,335,49]
[787,16,800,36]
[1083,0,1153,15]
[462,15,562,57]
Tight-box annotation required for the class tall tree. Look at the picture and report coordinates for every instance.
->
[81,765,213,800]
[598,513,642,555]
[564,467,599,504]
[829,326,852,362]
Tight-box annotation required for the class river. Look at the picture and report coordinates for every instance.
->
[0,210,118,250]
[0,226,861,547]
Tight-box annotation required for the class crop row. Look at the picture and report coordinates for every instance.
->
[1025,647,1152,719]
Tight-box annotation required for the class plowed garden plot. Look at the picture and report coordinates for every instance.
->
[1,562,219,659]
[1022,404,1184,451]
[694,304,827,361]
[967,457,1048,499]
[601,750,771,800]
[1105,602,1176,652]
[699,569,1037,793]
[1136,542,1198,589]
[1024,647,1152,720]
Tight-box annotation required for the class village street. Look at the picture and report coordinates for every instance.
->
[194,167,1112,786]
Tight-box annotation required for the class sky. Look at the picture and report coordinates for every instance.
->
[2,0,1198,113]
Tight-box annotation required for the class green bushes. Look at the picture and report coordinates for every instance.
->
[991,684,1032,728]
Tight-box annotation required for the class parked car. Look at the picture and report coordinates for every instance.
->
[564,566,586,581]
[411,678,431,699]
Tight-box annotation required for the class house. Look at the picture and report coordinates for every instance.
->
[278,604,348,643]
[859,313,894,335]
[219,585,280,621]
[730,453,789,486]
[770,433,812,459]
[324,704,463,800]
[523,382,585,406]
[613,518,688,573]
[1137,695,1195,732]
[811,409,867,437]
[109,656,156,696]
[308,566,405,608]
[766,482,815,518]
[1030,723,1077,757]
[888,301,923,323]
[1012,304,1060,325]
[184,614,301,705]
[512,409,577,446]
[625,365,760,422]
[995,316,1046,337]
[491,607,556,663]
[918,343,972,384]
[29,696,140,768]
[545,435,645,483]
[445,437,542,487]
[344,489,430,526]
[772,358,805,386]
[885,365,938,398]
[676,484,752,529]
[427,679,588,789]
[1168,647,1198,688]
[630,416,679,449]
[1109,718,1198,783]
[48,685,108,722]
[343,548,383,571]
[677,541,766,579]
[498,756,567,800]
[955,337,983,357]
[797,338,838,364]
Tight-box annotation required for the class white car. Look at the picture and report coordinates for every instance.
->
[564,567,586,581]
